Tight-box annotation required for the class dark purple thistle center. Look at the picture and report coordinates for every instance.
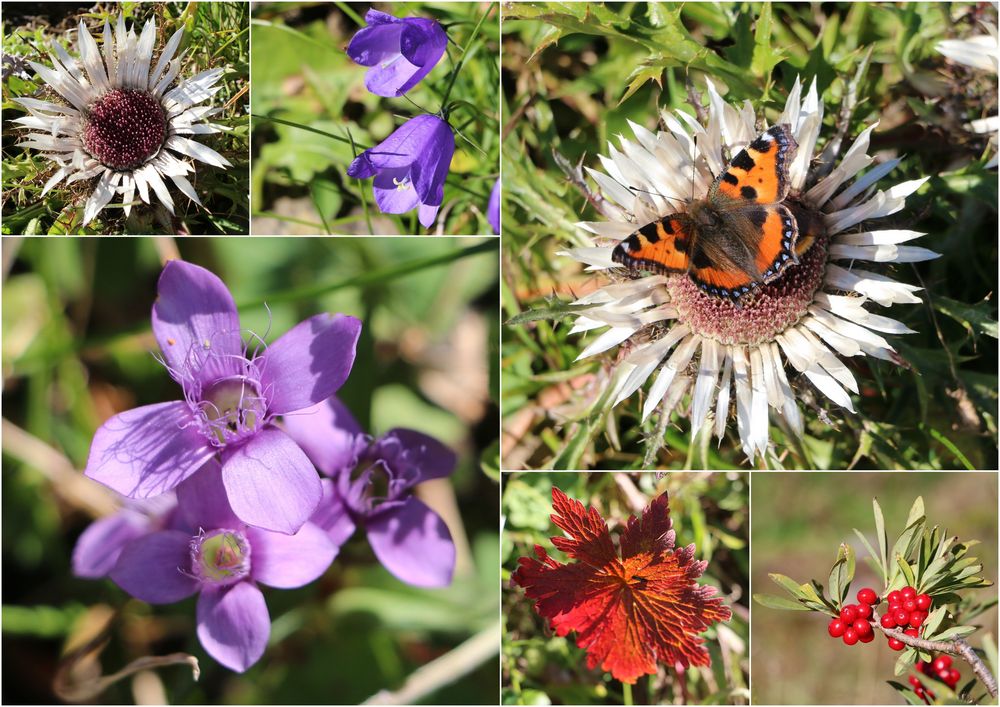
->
[83,89,166,171]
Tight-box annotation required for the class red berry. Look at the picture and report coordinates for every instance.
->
[909,611,926,628]
[880,613,897,629]
[915,686,925,699]
[888,637,905,651]
[946,670,960,687]
[828,619,847,638]
[909,675,922,688]
[902,586,917,601]
[916,661,929,674]
[905,628,919,638]
[895,609,910,625]
[888,601,902,613]
[858,587,878,605]
[843,628,859,645]
[840,605,858,624]
[856,603,872,620]
[853,619,873,637]
[916,594,932,610]
[859,630,874,643]
[904,599,918,612]
[933,655,952,673]
[888,590,903,604]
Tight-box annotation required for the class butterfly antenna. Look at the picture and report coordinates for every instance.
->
[605,172,685,208]
[690,134,699,202]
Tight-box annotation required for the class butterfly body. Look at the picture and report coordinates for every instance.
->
[612,124,800,302]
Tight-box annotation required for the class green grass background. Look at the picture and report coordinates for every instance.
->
[1,236,500,703]
[1,1,250,235]
[751,472,998,705]
[500,2,998,470]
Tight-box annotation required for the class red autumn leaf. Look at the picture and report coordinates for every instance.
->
[512,486,732,684]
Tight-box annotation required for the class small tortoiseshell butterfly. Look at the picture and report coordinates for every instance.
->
[612,124,801,301]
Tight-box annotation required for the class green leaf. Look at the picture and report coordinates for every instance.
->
[897,554,916,587]
[750,3,784,79]
[894,647,917,676]
[932,625,978,640]
[753,593,812,611]
[854,527,887,587]
[934,295,999,340]
[550,418,596,470]
[506,300,595,326]
[874,497,889,582]
[769,573,808,600]
[887,681,926,706]
[922,605,948,637]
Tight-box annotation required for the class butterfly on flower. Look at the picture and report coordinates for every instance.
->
[612,124,823,301]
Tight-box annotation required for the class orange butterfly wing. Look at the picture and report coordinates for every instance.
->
[713,124,796,205]
[611,216,693,274]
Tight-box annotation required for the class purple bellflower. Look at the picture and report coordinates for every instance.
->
[347,10,447,98]
[283,397,457,588]
[487,177,500,235]
[84,260,362,536]
[109,461,337,672]
[73,492,179,579]
[347,114,455,229]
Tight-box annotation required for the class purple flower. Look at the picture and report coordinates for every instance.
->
[347,10,447,98]
[283,397,457,588]
[84,260,362,536]
[109,462,337,672]
[72,493,180,579]
[487,177,500,234]
[347,114,455,228]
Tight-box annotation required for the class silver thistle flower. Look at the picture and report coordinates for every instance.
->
[13,14,232,228]
[563,77,938,465]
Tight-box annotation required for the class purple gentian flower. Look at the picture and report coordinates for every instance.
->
[347,9,447,98]
[109,461,337,672]
[72,493,180,579]
[346,114,455,228]
[283,397,457,588]
[487,177,500,234]
[84,260,362,536]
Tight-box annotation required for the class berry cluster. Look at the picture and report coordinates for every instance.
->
[827,587,880,645]
[879,586,932,650]
[909,655,961,703]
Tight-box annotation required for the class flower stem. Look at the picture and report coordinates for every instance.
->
[622,681,633,706]
[438,3,494,117]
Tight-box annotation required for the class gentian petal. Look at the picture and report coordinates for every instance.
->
[351,114,439,171]
[281,398,367,477]
[313,478,358,548]
[418,203,440,229]
[374,428,457,483]
[366,496,455,588]
[260,313,362,414]
[373,167,422,214]
[221,428,321,535]
[176,460,241,530]
[247,522,337,589]
[109,530,198,603]
[72,511,148,579]
[152,260,244,383]
[85,401,216,498]
[487,178,501,234]
[196,582,270,673]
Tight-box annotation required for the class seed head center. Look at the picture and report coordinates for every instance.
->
[83,89,166,171]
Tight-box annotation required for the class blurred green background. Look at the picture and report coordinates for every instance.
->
[251,1,500,235]
[502,471,749,705]
[751,472,998,705]
[500,2,998,469]
[1,236,500,703]
[1,2,250,235]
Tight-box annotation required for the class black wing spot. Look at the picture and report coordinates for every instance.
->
[674,235,689,253]
[721,172,739,185]
[624,234,640,251]
[749,135,772,153]
[730,150,755,171]
[691,249,713,269]
[638,222,660,244]
[740,186,758,200]
[747,208,767,227]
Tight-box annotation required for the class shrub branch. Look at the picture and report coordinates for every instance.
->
[873,612,998,699]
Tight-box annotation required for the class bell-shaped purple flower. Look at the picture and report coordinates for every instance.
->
[283,397,457,588]
[84,260,362,536]
[108,462,337,672]
[347,114,455,228]
[487,177,500,234]
[347,10,447,98]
